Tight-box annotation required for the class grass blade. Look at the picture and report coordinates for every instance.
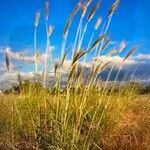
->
[72,50,87,66]
[64,3,81,38]
[89,34,106,51]
[5,52,10,72]
[87,1,101,22]
[123,45,140,62]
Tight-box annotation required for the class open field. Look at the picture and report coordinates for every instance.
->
[0,0,150,149]
[0,84,150,150]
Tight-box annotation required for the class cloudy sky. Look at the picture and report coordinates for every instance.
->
[0,0,150,89]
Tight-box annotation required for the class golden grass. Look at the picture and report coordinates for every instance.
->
[1,0,149,149]
[0,87,150,149]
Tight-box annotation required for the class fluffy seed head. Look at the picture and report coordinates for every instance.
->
[35,12,40,27]
[107,49,117,57]
[48,25,54,37]
[45,1,49,20]
[81,5,87,18]
[95,17,102,30]
[118,41,126,52]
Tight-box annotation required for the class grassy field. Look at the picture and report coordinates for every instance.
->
[1,0,150,149]
[0,83,150,149]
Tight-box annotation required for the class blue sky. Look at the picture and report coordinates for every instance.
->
[0,0,150,89]
[0,0,149,54]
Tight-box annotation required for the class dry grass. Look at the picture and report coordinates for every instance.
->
[0,89,150,149]
[1,0,149,149]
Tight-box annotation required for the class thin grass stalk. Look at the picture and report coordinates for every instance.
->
[27,98,37,143]
[83,32,94,62]
[97,0,120,56]
[77,22,88,53]
[34,27,38,82]
[72,17,83,59]
[96,80,120,129]
[43,1,54,88]
[63,85,70,134]
[72,4,88,56]
[43,21,49,88]
[93,61,110,82]
[103,60,115,92]
[103,42,126,94]
[83,17,102,62]
[97,88,127,131]
[93,22,106,57]
[61,36,67,59]
[11,102,14,146]
[78,22,83,47]
[78,1,101,53]
[129,62,141,82]
[62,2,81,59]
[84,98,102,147]
[81,62,109,110]
[129,59,144,83]
[14,99,28,138]
[34,12,40,83]
[43,1,51,127]
[107,62,124,97]
[97,14,113,56]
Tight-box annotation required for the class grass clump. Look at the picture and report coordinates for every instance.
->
[1,0,150,149]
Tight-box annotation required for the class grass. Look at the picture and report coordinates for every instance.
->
[1,0,150,149]
[0,83,150,149]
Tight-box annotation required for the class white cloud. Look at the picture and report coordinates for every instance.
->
[0,47,150,90]
[2,47,55,64]
[135,53,150,60]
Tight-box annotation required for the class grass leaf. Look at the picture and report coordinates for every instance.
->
[89,34,106,51]
[5,52,10,72]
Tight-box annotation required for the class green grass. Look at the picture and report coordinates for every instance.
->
[0,83,150,149]
[1,0,150,149]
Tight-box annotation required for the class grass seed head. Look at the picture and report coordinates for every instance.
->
[45,1,49,20]
[107,0,120,17]
[48,25,54,37]
[101,37,111,53]
[64,3,80,38]
[107,49,117,57]
[35,12,40,27]
[117,41,126,52]
[87,1,101,22]
[72,49,87,66]
[85,0,92,7]
[123,44,140,62]
[95,17,102,30]
[5,52,10,72]
[89,33,106,51]
[81,5,87,18]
